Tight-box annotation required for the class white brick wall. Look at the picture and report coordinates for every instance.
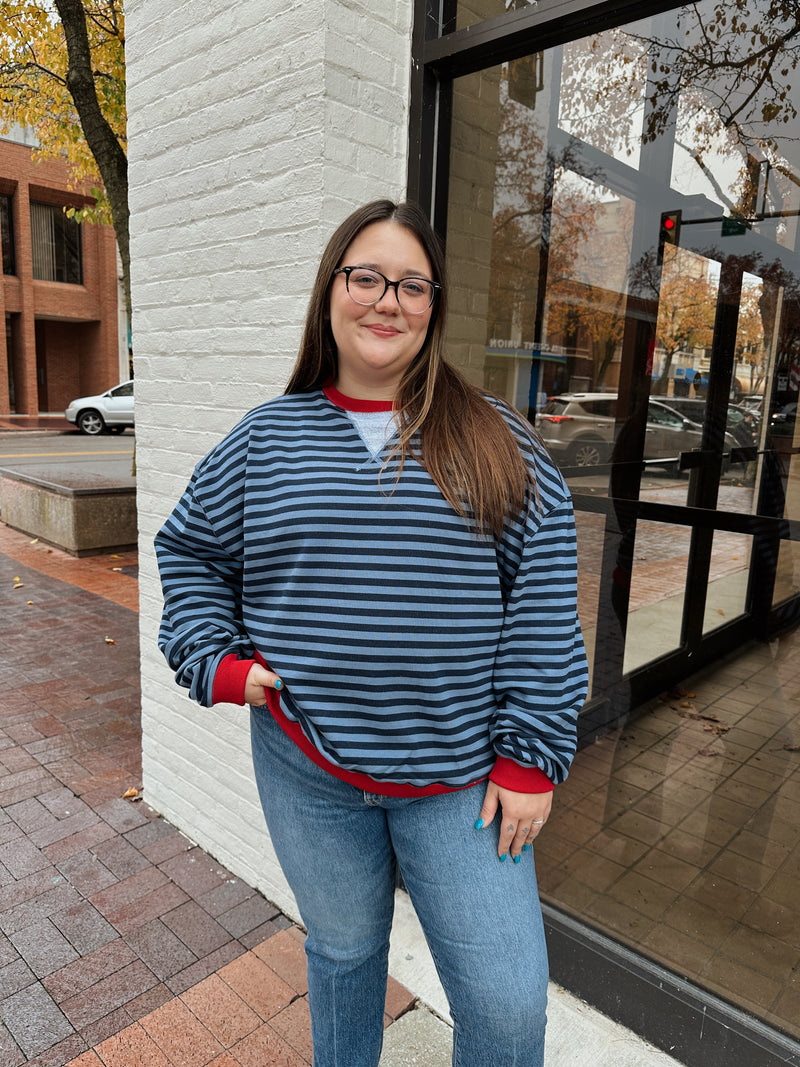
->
[127,0,414,916]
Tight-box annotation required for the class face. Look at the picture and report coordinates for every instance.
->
[329,220,435,399]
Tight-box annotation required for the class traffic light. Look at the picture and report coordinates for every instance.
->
[658,210,682,263]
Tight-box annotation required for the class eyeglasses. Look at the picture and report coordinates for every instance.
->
[334,266,440,314]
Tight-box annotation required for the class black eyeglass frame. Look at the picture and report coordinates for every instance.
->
[333,266,442,314]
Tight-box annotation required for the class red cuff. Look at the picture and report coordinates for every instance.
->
[212,653,255,705]
[489,755,554,793]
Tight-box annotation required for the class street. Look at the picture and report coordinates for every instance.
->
[0,429,136,482]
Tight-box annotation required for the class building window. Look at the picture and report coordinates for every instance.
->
[29,201,82,284]
[0,195,15,275]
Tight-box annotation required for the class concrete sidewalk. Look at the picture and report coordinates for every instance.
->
[0,520,685,1066]
[0,414,74,433]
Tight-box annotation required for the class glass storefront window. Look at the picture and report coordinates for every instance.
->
[454,0,536,33]
[559,28,647,170]
[441,0,800,1042]
[621,519,690,673]
[701,529,752,635]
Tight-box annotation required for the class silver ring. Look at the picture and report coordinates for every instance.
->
[532,819,545,824]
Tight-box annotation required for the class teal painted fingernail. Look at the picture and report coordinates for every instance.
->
[499,853,508,862]
[513,855,521,864]
[474,818,484,830]
[522,844,532,852]
[275,679,283,690]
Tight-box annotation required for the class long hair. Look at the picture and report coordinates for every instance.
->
[286,200,535,538]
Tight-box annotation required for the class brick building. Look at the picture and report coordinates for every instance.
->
[0,128,124,416]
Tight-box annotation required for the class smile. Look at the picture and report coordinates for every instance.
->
[363,324,402,337]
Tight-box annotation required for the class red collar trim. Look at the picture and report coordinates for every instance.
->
[323,384,394,413]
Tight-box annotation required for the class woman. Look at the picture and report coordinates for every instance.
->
[156,199,588,1067]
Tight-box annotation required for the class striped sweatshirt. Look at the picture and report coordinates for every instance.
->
[156,385,588,793]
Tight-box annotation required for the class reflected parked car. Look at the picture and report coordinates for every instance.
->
[534,391,736,470]
[65,380,134,435]
[654,396,756,434]
[768,401,797,439]
[535,394,616,466]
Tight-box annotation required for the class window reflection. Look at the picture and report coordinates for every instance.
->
[455,0,536,33]
[443,0,800,1041]
[559,28,647,170]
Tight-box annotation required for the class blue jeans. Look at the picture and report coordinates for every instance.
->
[250,708,548,1067]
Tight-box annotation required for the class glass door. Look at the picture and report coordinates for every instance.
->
[433,0,800,1047]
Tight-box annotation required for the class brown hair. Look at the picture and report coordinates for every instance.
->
[286,199,535,538]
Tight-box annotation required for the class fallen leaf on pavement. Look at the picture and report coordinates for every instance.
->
[121,787,139,799]
[663,687,696,701]
[104,636,117,645]
[679,709,722,724]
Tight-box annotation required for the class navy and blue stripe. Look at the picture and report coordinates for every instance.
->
[156,389,588,788]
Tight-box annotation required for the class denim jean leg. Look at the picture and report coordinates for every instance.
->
[387,785,548,1067]
[250,709,395,1067]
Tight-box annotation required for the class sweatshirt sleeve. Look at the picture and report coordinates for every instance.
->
[491,493,588,785]
[155,455,254,708]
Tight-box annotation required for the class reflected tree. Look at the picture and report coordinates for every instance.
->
[653,249,717,390]
[641,2,799,153]
[490,87,603,346]
[561,0,799,216]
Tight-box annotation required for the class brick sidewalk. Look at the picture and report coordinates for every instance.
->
[0,525,415,1066]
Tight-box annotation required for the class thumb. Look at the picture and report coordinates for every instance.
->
[474,782,500,830]
[249,664,283,689]
[244,664,283,704]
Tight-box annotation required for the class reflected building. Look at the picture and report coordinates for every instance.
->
[412,1,800,1063]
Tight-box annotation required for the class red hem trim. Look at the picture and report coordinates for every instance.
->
[489,755,554,793]
[212,653,552,797]
[268,701,475,797]
[253,654,473,796]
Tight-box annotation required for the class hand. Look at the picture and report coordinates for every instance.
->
[244,663,283,706]
[475,781,552,862]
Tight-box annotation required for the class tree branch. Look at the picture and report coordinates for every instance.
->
[674,139,735,208]
[0,59,67,86]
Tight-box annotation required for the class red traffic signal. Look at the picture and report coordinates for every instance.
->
[658,211,682,263]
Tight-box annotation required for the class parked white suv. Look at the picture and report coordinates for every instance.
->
[65,380,134,435]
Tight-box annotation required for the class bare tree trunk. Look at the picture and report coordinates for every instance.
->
[53,0,130,332]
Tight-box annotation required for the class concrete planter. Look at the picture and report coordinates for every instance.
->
[0,468,137,556]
